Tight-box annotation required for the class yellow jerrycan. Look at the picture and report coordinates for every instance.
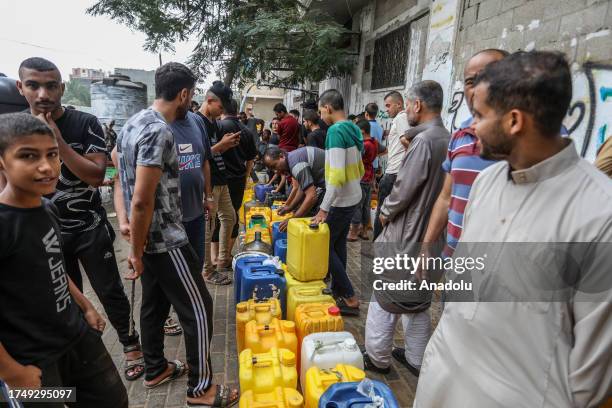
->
[286,218,329,281]
[294,303,344,346]
[303,364,366,408]
[286,283,335,322]
[239,348,298,394]
[284,270,325,294]
[246,207,272,228]
[244,318,298,356]
[244,226,272,245]
[236,298,282,352]
[239,387,304,408]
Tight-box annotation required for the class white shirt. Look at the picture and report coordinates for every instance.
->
[385,111,410,175]
[414,141,612,408]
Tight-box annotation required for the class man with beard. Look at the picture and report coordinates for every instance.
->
[414,51,612,408]
[13,57,143,381]
[113,62,238,405]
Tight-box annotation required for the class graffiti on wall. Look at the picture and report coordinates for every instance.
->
[444,62,612,162]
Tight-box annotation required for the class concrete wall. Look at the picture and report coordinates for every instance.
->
[449,0,612,160]
[347,0,432,130]
[244,96,283,125]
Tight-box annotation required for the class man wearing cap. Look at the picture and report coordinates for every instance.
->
[196,81,240,284]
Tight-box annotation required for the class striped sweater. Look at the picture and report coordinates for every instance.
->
[320,120,365,211]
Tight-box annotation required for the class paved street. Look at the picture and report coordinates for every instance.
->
[83,208,440,407]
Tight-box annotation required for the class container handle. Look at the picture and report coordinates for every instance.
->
[251,357,272,367]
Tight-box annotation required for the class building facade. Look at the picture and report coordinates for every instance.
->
[291,0,612,161]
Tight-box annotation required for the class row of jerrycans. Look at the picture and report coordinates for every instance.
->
[237,300,343,358]
[238,331,366,408]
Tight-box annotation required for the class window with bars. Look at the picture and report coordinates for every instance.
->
[371,23,411,90]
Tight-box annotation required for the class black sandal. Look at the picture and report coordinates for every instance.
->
[123,344,145,381]
[391,347,420,377]
[144,360,188,389]
[205,271,233,286]
[164,317,183,336]
[336,298,360,316]
[187,384,239,407]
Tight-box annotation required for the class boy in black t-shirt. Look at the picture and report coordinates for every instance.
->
[0,113,127,407]
[16,57,143,381]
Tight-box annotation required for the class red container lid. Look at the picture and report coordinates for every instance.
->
[328,306,340,316]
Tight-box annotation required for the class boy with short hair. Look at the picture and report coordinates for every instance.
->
[0,112,127,407]
[313,89,364,316]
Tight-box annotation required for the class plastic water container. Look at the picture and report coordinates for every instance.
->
[236,298,282,352]
[247,207,272,229]
[294,303,344,346]
[242,199,262,225]
[249,214,269,230]
[239,348,298,393]
[255,184,275,203]
[300,332,364,387]
[272,222,287,246]
[271,200,286,210]
[239,387,304,408]
[240,265,287,312]
[285,272,325,294]
[244,227,272,247]
[287,218,329,282]
[287,283,334,322]
[318,380,400,408]
[234,255,269,304]
[304,364,366,407]
[244,318,298,357]
[272,209,294,223]
[274,239,288,264]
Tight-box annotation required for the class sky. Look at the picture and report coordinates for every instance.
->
[0,0,214,88]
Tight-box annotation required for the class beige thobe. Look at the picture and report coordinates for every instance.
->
[414,140,612,408]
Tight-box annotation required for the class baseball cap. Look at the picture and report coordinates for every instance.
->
[208,80,233,112]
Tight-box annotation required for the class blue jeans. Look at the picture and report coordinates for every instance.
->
[183,214,206,272]
[327,205,358,299]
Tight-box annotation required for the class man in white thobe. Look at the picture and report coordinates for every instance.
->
[414,51,612,408]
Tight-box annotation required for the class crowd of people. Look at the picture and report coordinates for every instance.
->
[0,47,610,408]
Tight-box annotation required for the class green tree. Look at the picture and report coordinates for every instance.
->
[87,0,355,88]
[63,80,91,107]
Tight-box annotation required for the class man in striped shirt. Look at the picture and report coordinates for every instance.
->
[312,89,364,316]
[422,49,508,258]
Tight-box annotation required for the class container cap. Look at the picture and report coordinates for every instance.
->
[309,222,319,230]
[343,338,357,349]
[280,350,296,366]
[328,306,341,316]
[251,214,264,220]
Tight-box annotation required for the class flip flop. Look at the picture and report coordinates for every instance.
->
[144,360,188,389]
[187,384,239,407]
[391,347,421,377]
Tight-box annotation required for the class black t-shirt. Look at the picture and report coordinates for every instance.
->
[49,108,107,233]
[307,128,327,149]
[196,111,227,186]
[0,200,87,366]
[217,116,258,180]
